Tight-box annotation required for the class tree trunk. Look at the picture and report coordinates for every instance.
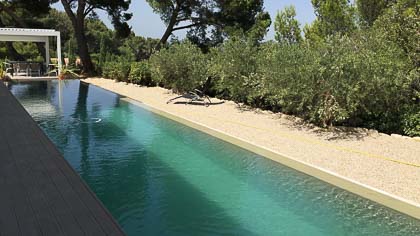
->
[61,0,94,74]
[156,7,179,50]
[74,24,94,74]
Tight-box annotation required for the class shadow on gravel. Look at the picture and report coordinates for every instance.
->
[173,101,225,106]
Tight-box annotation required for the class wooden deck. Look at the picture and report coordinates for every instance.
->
[0,82,125,236]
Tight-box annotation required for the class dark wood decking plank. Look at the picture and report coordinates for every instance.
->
[2,90,103,236]
[22,128,87,236]
[16,117,90,235]
[29,144,88,236]
[9,144,63,236]
[0,121,42,236]
[29,141,105,236]
[0,135,22,236]
[0,82,125,236]
[37,125,126,236]
[3,115,63,236]
[11,117,83,236]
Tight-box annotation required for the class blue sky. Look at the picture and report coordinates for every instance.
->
[53,0,316,40]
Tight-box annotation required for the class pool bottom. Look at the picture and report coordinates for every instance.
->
[119,95,420,221]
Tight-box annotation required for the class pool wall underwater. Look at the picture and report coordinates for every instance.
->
[116,93,420,220]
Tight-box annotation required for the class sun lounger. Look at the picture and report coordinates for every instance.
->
[167,89,212,106]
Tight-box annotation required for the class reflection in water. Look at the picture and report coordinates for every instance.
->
[74,82,91,178]
[58,80,63,111]
[9,80,420,236]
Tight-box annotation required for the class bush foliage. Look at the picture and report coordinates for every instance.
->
[129,61,153,86]
[99,35,419,136]
[97,1,419,137]
[148,41,208,93]
[102,57,131,82]
[209,38,259,103]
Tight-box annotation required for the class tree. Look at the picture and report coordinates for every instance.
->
[119,35,160,61]
[356,0,394,26]
[39,9,74,43]
[0,0,58,60]
[39,9,120,67]
[60,0,132,74]
[246,11,271,44]
[146,0,270,49]
[85,16,117,54]
[373,0,418,66]
[311,0,356,37]
[98,34,107,68]
[274,5,302,45]
[0,0,57,26]
[0,17,24,60]
[214,0,270,42]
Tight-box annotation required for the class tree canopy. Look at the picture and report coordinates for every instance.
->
[372,0,418,66]
[0,0,58,24]
[60,0,132,73]
[356,0,394,26]
[146,0,271,49]
[0,0,59,60]
[274,5,302,45]
[310,0,356,37]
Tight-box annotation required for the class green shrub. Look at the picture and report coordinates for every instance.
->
[257,30,413,133]
[0,59,5,79]
[141,31,417,135]
[312,31,411,130]
[102,58,131,82]
[402,109,420,137]
[257,42,319,114]
[128,61,153,86]
[374,0,418,67]
[209,38,259,103]
[149,41,208,93]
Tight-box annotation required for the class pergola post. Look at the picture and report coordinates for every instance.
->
[45,37,50,70]
[56,32,62,75]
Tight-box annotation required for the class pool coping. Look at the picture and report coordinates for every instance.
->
[85,81,420,220]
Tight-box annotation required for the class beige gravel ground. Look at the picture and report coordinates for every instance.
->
[83,78,420,205]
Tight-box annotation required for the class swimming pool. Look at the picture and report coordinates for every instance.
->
[9,80,420,235]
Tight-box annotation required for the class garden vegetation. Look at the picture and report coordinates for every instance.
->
[0,0,418,136]
[101,0,419,136]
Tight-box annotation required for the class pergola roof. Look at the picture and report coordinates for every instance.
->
[0,28,60,42]
[0,28,62,73]
[0,28,60,36]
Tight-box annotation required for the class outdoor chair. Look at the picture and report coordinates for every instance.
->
[47,59,59,76]
[167,89,212,106]
[16,62,29,76]
[29,63,41,76]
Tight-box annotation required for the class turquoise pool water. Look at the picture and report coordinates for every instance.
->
[8,80,420,236]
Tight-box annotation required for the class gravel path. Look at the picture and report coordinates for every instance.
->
[83,78,420,205]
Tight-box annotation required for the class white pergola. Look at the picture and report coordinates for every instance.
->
[0,28,62,74]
